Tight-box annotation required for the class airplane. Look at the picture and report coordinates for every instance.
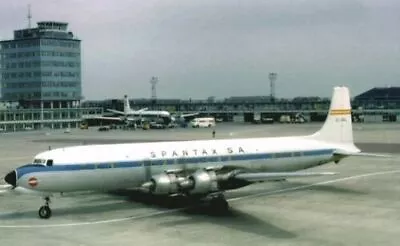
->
[96,95,198,126]
[1,86,386,219]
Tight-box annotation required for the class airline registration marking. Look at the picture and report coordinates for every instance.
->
[150,147,245,159]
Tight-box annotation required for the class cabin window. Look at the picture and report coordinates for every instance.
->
[46,159,53,167]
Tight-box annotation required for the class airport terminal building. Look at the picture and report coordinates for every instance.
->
[0,22,399,131]
[83,87,400,124]
[0,21,102,131]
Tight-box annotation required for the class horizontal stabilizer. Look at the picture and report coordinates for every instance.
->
[334,150,392,158]
[234,171,337,182]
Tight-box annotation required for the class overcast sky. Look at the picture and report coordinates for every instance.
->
[1,0,399,100]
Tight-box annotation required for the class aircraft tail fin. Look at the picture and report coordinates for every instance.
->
[123,95,132,115]
[309,86,394,158]
[310,86,356,146]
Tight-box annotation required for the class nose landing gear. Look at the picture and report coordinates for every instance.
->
[38,197,52,219]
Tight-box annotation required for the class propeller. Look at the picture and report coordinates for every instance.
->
[0,184,14,195]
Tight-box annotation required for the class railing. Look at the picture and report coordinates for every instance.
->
[0,118,82,124]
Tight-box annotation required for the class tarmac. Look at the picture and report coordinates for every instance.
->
[0,122,400,246]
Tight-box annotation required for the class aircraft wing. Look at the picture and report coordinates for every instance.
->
[90,116,139,122]
[92,116,124,121]
[233,171,337,182]
[181,113,199,118]
[107,109,125,115]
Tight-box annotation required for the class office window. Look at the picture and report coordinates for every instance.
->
[42,71,52,77]
[32,61,40,67]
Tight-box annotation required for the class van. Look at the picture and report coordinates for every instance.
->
[190,117,216,128]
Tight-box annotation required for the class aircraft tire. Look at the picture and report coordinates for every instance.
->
[38,205,52,219]
[209,196,229,213]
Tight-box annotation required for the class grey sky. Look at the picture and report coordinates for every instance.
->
[1,0,399,100]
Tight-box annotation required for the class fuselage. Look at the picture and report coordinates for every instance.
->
[13,136,338,194]
[127,110,172,124]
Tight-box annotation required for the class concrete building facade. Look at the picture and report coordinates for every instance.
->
[0,21,99,132]
[0,21,81,108]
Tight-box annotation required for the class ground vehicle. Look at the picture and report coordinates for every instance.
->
[190,117,216,128]
[149,122,166,129]
[142,122,150,130]
[80,122,88,129]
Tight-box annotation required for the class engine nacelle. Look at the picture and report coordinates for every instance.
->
[144,169,221,196]
[148,173,180,195]
[185,169,219,195]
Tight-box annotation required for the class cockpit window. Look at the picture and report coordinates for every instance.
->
[33,159,46,164]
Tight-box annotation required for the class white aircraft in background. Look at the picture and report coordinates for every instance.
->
[2,86,385,219]
[97,95,198,126]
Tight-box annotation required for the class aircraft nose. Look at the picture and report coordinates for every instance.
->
[4,170,16,187]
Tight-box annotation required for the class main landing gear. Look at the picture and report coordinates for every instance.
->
[38,197,52,219]
[209,193,229,213]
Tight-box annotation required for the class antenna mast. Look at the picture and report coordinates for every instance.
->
[27,4,32,28]
[150,76,158,109]
[269,72,277,103]
[150,76,158,100]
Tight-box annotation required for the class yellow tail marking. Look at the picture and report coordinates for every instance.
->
[330,109,351,115]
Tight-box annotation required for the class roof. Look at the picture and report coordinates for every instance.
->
[354,87,400,100]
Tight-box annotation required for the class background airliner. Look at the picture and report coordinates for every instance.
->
[2,86,383,219]
[97,95,198,126]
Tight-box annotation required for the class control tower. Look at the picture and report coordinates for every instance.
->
[0,21,82,109]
